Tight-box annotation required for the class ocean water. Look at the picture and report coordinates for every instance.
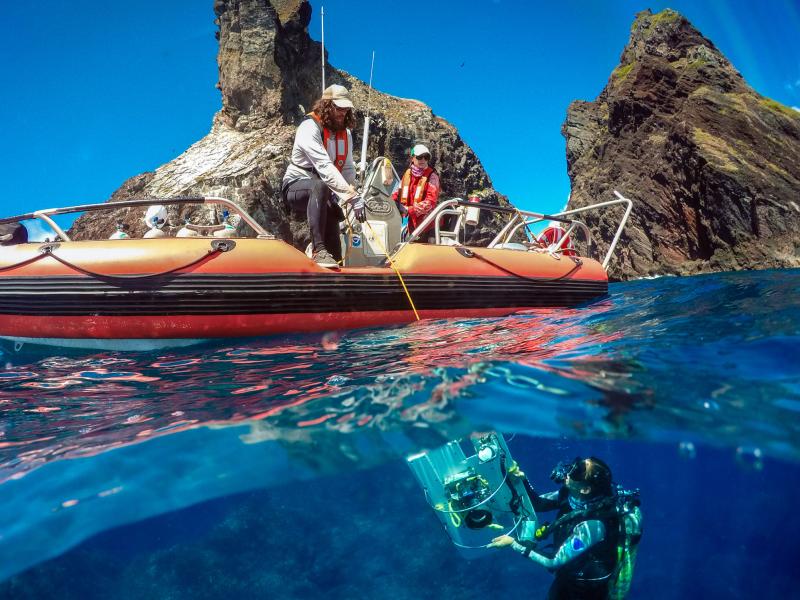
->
[0,268,798,599]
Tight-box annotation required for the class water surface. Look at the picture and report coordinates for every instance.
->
[1,269,798,598]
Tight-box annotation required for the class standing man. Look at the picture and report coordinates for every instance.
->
[282,84,366,267]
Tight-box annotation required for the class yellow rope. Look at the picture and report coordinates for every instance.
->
[449,500,462,528]
[364,220,420,321]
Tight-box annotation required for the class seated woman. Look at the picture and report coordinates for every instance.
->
[392,144,440,243]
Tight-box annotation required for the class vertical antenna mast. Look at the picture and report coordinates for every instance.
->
[367,51,375,118]
[359,51,375,174]
[320,6,326,94]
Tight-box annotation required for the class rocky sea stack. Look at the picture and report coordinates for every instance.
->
[71,5,800,281]
[71,0,501,245]
[564,9,800,279]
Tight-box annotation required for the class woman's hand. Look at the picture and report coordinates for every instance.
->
[489,535,515,548]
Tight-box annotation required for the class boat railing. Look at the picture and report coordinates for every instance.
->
[404,191,633,269]
[0,197,274,242]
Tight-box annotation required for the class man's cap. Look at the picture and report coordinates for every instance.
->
[321,84,354,109]
[411,143,431,158]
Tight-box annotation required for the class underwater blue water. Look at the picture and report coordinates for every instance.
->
[0,269,799,598]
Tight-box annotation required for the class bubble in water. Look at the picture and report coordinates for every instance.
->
[321,332,341,351]
[327,375,350,387]
[678,441,697,459]
[735,446,764,471]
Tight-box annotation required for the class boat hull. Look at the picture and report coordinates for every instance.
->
[0,238,607,349]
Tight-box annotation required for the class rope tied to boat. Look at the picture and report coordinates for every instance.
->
[0,240,232,281]
[455,246,584,282]
[364,221,420,321]
[0,249,50,272]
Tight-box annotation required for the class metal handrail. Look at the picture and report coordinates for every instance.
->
[434,209,464,244]
[538,191,633,269]
[0,197,273,242]
[502,217,593,252]
[394,191,633,269]
[401,198,462,248]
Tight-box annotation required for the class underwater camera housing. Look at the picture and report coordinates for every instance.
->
[407,432,537,557]
[550,458,578,484]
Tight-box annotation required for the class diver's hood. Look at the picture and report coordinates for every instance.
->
[568,489,612,511]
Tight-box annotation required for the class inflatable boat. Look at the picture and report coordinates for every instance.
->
[0,159,631,351]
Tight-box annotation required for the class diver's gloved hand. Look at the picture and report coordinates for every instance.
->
[488,535,515,548]
[507,462,525,478]
[350,195,366,222]
[550,459,575,484]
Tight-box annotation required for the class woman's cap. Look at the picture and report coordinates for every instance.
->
[411,144,431,158]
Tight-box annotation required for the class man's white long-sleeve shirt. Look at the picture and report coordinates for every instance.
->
[283,119,357,200]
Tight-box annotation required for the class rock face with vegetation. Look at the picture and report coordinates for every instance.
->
[71,0,500,245]
[564,9,800,279]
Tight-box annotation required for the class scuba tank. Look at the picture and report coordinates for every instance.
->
[213,210,237,238]
[109,221,130,240]
[143,204,168,239]
[609,487,643,600]
[176,218,200,238]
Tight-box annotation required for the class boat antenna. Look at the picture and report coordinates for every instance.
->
[320,6,326,94]
[359,50,375,175]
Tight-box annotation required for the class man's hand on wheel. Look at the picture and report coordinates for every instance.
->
[350,195,366,223]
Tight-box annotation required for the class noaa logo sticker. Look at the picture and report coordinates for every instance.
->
[352,235,361,248]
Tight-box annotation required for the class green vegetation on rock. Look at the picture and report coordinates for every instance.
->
[649,9,681,28]
[612,63,635,83]
[692,127,740,172]
[635,8,681,32]
[759,97,800,119]
[687,57,709,69]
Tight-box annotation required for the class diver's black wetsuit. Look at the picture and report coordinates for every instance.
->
[522,481,620,600]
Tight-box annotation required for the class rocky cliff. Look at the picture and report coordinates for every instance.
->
[564,9,800,279]
[71,0,500,245]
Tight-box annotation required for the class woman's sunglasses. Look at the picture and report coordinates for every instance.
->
[414,154,430,161]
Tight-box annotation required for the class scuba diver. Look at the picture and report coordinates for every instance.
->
[489,457,642,600]
[282,84,366,267]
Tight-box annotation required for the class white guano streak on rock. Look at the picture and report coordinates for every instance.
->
[146,126,286,197]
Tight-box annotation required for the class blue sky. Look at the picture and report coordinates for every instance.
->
[2,1,798,219]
